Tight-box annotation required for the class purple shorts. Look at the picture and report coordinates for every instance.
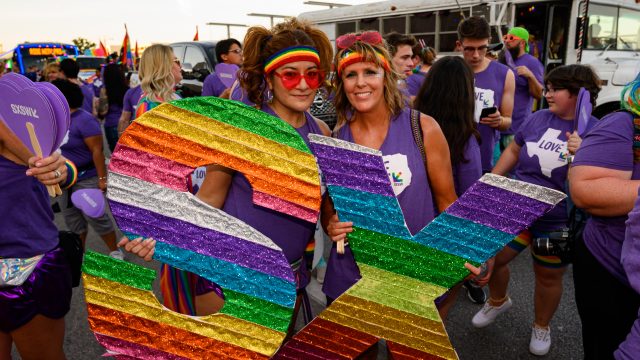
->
[0,247,72,332]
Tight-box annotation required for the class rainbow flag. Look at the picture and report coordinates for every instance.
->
[120,24,133,68]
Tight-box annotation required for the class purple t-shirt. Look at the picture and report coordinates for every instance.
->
[0,156,58,258]
[406,72,426,97]
[202,73,227,97]
[475,61,512,172]
[123,85,143,116]
[572,111,640,284]
[80,83,94,114]
[323,108,435,299]
[507,54,544,135]
[514,110,596,231]
[60,109,103,179]
[221,105,323,289]
[617,188,640,359]
[104,103,123,128]
[453,135,482,196]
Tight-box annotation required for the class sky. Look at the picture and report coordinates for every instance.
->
[0,0,373,53]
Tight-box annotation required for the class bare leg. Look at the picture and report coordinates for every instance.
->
[195,292,225,316]
[0,331,12,360]
[11,315,66,360]
[532,263,566,327]
[100,231,118,252]
[438,283,462,320]
[487,246,520,306]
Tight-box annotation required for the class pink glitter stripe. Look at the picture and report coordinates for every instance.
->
[109,145,192,192]
[253,191,318,223]
[95,333,188,360]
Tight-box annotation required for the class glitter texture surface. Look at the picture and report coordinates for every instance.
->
[480,173,566,205]
[89,304,269,359]
[83,273,286,355]
[108,145,191,192]
[94,333,188,360]
[109,200,294,282]
[170,98,311,154]
[252,191,318,223]
[309,133,381,155]
[82,251,156,290]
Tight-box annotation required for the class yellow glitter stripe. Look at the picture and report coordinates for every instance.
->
[357,264,448,297]
[319,295,457,359]
[83,274,284,356]
[135,105,319,185]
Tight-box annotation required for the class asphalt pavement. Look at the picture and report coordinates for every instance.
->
[11,212,584,360]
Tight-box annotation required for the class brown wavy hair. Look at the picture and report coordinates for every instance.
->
[240,17,333,106]
[333,39,404,129]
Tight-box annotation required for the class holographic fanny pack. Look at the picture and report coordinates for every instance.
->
[0,254,44,287]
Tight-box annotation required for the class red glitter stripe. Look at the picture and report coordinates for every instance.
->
[387,341,449,360]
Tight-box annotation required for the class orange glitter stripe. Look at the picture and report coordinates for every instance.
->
[118,122,321,210]
[87,303,268,360]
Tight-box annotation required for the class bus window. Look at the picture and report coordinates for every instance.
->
[383,16,406,34]
[359,17,379,32]
[410,12,436,34]
[586,4,618,49]
[440,9,469,32]
[617,8,640,50]
[337,21,356,36]
[415,35,436,49]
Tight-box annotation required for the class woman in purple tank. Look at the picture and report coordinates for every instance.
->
[474,65,601,356]
[321,32,458,313]
[570,76,640,359]
[0,121,75,359]
[122,19,332,330]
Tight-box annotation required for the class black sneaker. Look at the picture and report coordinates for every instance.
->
[463,280,487,304]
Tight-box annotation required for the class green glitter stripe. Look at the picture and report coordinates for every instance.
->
[220,288,293,333]
[169,97,312,154]
[349,227,475,288]
[82,251,156,291]
[347,269,444,322]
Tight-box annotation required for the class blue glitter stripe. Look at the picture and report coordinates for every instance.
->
[328,185,412,239]
[414,213,515,264]
[121,233,296,309]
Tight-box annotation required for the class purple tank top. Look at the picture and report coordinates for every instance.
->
[475,61,510,172]
[323,108,435,300]
[0,156,58,258]
[221,105,323,288]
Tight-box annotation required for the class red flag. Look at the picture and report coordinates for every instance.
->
[98,41,108,57]
[134,41,139,68]
[193,26,199,41]
[135,41,139,58]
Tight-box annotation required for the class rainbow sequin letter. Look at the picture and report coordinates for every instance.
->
[82,97,321,359]
[272,134,566,359]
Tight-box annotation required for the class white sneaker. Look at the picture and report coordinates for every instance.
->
[109,249,125,261]
[471,297,512,328]
[529,325,551,356]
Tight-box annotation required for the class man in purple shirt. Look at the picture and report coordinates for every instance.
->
[502,27,544,145]
[58,58,95,114]
[116,84,142,136]
[201,38,242,97]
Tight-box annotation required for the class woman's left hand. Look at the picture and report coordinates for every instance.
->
[566,131,582,155]
[464,257,495,286]
[98,177,107,191]
[26,151,67,185]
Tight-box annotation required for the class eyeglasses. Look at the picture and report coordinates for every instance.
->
[336,31,383,49]
[273,69,324,90]
[502,34,523,42]
[228,49,243,55]
[173,58,181,66]
[543,87,566,95]
[462,45,489,54]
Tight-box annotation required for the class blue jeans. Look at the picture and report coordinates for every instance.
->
[104,125,118,153]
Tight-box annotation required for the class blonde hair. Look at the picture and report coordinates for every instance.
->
[139,44,176,102]
[333,40,404,129]
[42,63,60,81]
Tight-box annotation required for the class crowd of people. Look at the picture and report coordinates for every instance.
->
[2,14,640,360]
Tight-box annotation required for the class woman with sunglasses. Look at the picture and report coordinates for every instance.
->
[134,44,183,117]
[121,19,332,329]
[321,31,458,309]
[472,65,600,356]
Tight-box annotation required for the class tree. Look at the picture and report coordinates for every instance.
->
[72,38,96,53]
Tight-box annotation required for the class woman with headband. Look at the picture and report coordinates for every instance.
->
[121,18,332,330]
[321,31,459,312]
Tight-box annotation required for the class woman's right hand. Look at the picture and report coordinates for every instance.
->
[118,236,156,262]
[326,213,353,243]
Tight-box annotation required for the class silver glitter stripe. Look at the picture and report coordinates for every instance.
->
[308,134,381,156]
[107,172,281,251]
[479,173,566,205]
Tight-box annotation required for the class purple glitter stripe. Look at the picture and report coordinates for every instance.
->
[109,200,294,282]
[313,145,394,197]
[446,182,553,234]
[95,333,188,360]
